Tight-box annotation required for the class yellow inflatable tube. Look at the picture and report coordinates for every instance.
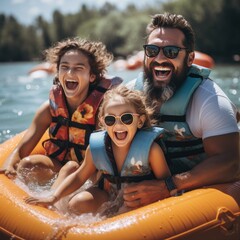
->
[0,132,240,240]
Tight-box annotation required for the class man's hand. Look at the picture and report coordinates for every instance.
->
[123,180,170,208]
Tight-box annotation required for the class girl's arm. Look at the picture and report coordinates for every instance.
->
[149,142,171,179]
[25,146,96,206]
[0,101,51,177]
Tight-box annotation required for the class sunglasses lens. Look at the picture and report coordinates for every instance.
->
[163,46,179,59]
[104,113,135,126]
[121,113,133,125]
[144,45,182,59]
[144,45,159,57]
[104,116,115,126]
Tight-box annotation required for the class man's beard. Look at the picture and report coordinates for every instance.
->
[143,57,190,105]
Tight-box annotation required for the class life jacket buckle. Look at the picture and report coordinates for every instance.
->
[59,116,69,126]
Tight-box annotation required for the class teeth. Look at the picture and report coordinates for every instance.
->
[66,79,77,83]
[154,67,171,71]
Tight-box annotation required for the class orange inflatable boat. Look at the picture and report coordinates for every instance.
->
[194,51,215,69]
[0,132,240,240]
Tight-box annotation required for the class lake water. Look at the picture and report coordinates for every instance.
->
[0,62,239,143]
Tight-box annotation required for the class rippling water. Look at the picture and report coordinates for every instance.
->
[0,62,239,143]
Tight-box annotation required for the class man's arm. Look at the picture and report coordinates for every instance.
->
[174,132,239,190]
[123,132,239,208]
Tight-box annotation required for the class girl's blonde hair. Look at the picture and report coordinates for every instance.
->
[98,85,152,129]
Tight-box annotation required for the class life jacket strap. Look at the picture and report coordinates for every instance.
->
[103,173,155,190]
[42,138,86,163]
[42,138,68,159]
[165,138,203,147]
[51,116,69,137]
[167,147,204,159]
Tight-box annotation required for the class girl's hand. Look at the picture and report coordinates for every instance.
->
[24,195,57,207]
[0,166,17,179]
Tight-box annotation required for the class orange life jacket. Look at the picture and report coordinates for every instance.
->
[43,78,115,164]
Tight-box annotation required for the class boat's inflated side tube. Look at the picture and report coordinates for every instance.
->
[0,131,240,240]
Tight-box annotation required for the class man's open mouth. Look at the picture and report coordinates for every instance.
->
[154,66,172,78]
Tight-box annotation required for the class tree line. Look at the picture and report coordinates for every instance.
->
[0,0,239,63]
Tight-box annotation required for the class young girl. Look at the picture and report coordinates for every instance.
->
[0,37,121,186]
[25,85,170,216]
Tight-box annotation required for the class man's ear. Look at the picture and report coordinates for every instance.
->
[187,51,195,67]
[138,115,146,128]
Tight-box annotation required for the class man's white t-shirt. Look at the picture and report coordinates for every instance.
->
[186,79,238,139]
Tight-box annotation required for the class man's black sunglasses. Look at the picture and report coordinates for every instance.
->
[143,44,188,59]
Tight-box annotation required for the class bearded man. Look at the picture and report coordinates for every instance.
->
[124,12,240,208]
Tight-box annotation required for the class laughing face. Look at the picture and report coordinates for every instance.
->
[101,95,145,149]
[58,49,96,110]
[144,28,194,102]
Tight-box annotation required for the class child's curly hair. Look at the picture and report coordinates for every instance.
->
[44,37,113,85]
[98,85,154,129]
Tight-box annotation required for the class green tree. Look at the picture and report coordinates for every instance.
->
[217,0,240,61]
[0,0,239,63]
[0,16,25,61]
[36,16,52,49]
[53,10,67,41]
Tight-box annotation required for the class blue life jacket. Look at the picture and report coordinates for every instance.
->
[89,127,165,189]
[133,64,211,174]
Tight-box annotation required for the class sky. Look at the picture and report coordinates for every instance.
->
[0,0,163,25]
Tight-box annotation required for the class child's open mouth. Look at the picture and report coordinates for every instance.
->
[115,131,127,140]
[66,79,78,90]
